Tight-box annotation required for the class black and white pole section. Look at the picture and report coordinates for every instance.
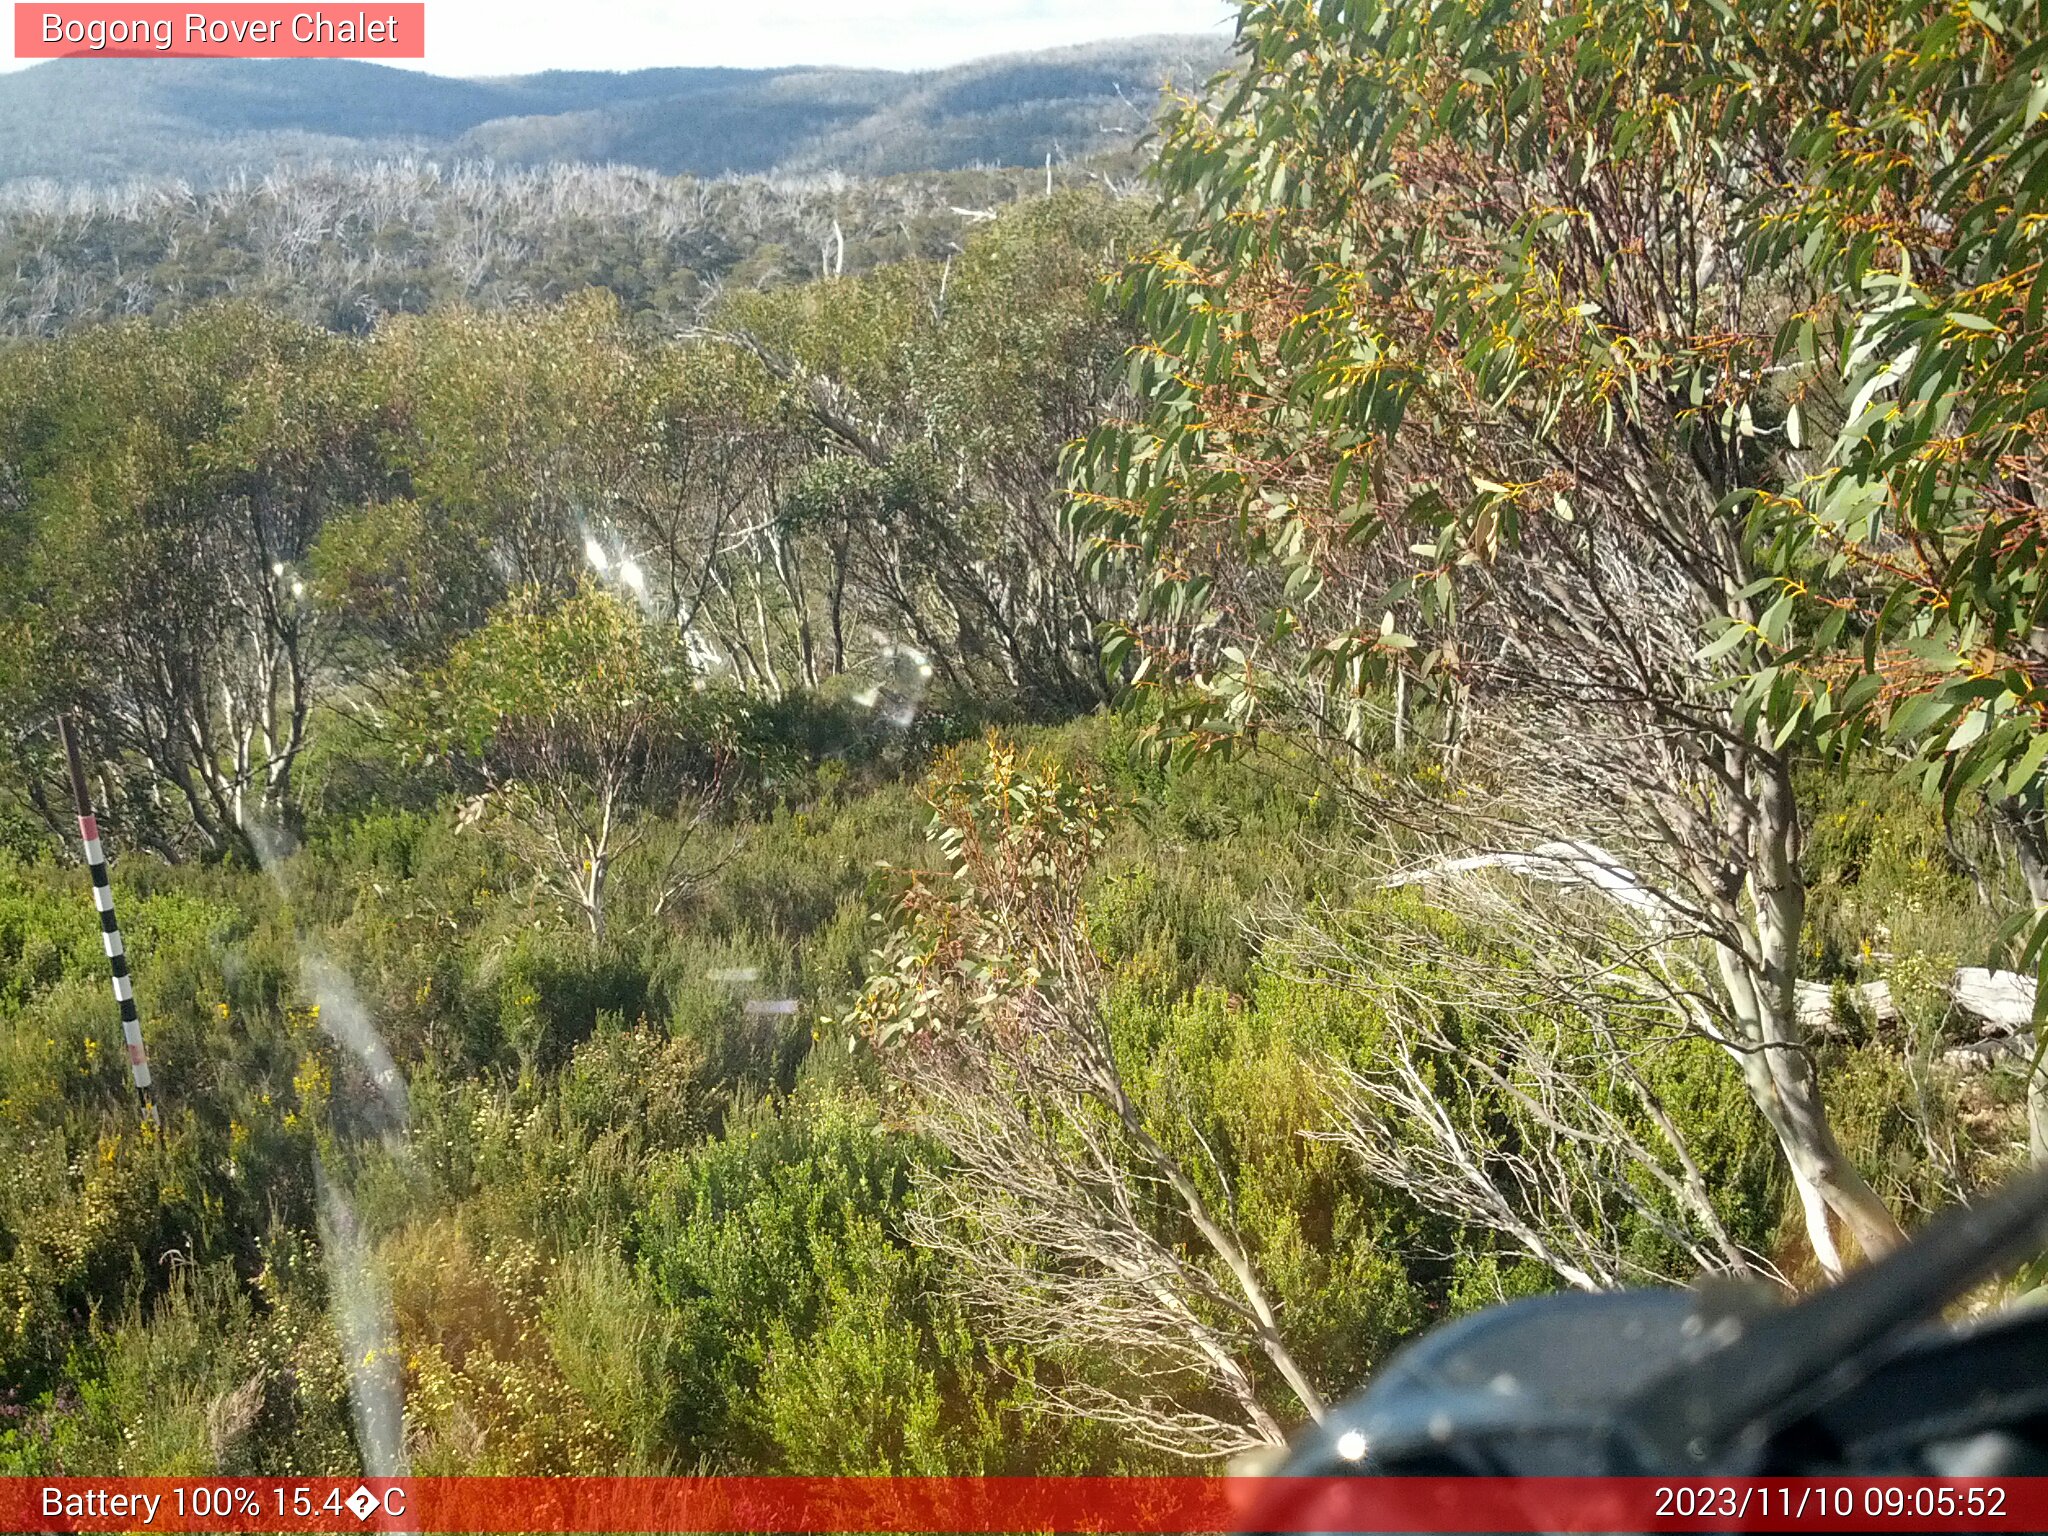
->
[58,716,158,1125]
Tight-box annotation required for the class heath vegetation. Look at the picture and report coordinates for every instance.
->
[5,0,2048,1475]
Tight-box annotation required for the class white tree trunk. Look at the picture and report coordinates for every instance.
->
[1713,766,1904,1276]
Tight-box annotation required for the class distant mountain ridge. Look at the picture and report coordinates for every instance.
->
[0,36,1234,184]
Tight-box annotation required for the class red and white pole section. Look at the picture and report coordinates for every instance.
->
[57,715,157,1125]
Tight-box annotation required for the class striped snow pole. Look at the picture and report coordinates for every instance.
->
[57,716,157,1125]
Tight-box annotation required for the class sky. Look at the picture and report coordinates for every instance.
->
[2,0,1239,75]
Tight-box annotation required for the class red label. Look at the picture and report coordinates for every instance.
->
[0,1476,2044,1533]
[15,4,425,57]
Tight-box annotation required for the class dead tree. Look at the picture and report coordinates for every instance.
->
[849,742,1326,1458]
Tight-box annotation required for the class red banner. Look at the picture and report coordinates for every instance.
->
[3,1476,2045,1533]
[14,5,425,59]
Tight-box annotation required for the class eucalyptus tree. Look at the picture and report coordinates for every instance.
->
[849,741,1328,1457]
[0,303,386,855]
[1067,0,1933,1272]
[374,291,654,605]
[1722,2,2048,929]
[410,584,747,943]
[706,193,1151,714]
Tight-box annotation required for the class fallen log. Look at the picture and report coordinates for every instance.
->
[1797,966,2037,1050]
[1796,978,1898,1038]
[1950,967,2037,1036]
[1940,1031,2036,1073]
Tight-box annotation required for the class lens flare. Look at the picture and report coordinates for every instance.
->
[315,1161,410,1477]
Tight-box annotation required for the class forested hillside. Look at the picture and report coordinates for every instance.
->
[6,0,2048,1481]
[0,160,1143,338]
[0,38,1228,185]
